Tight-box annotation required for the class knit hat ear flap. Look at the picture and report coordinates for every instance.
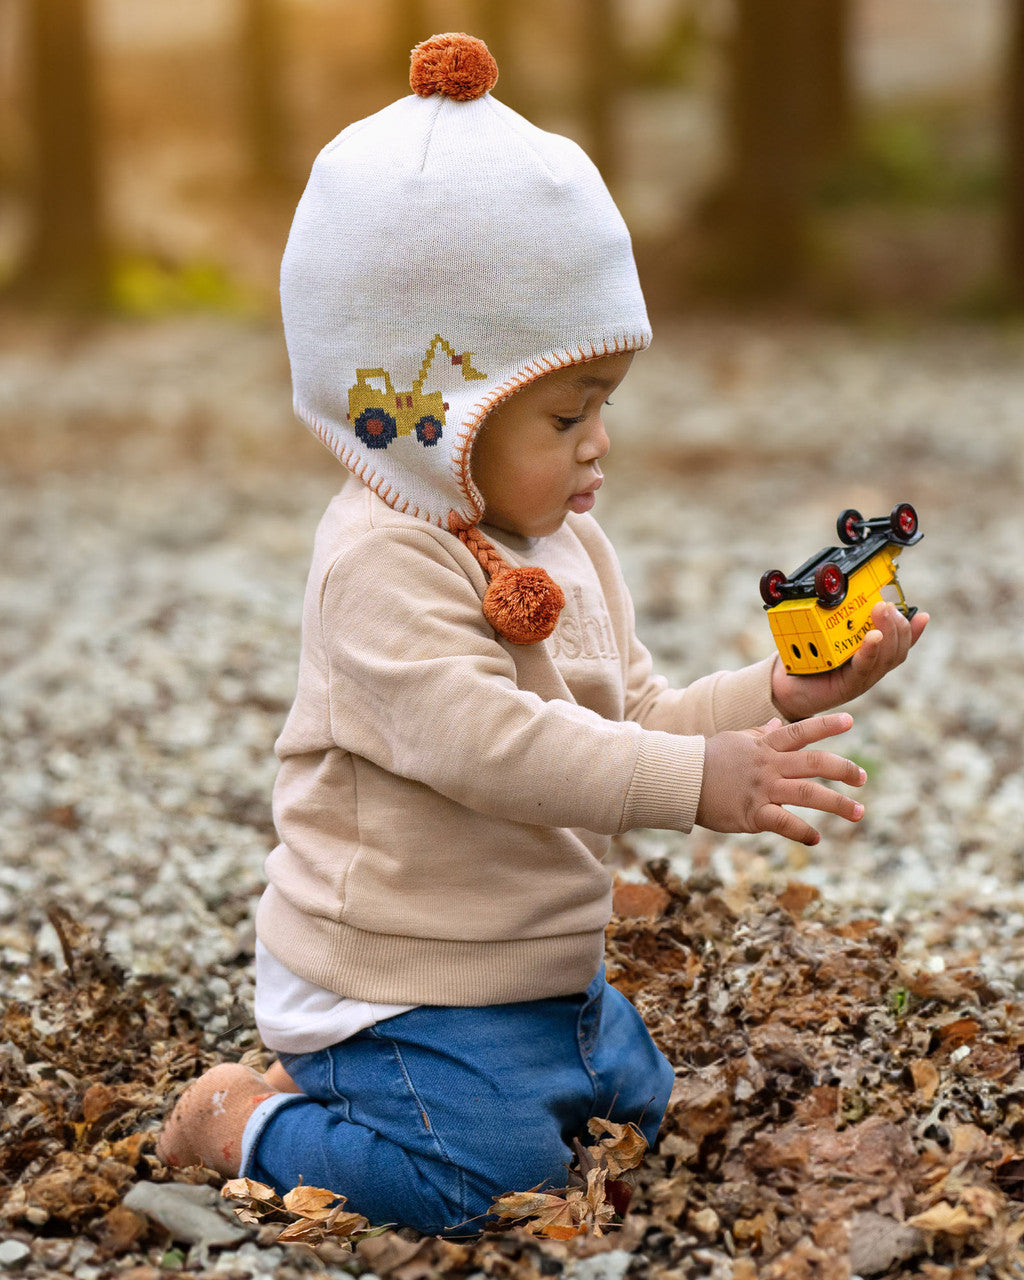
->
[449,518,565,645]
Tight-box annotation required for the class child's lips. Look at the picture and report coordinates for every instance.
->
[568,477,603,514]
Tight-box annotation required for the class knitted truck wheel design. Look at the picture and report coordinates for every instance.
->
[354,407,398,449]
[415,416,443,446]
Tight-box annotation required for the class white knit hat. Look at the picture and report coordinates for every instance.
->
[280,33,651,641]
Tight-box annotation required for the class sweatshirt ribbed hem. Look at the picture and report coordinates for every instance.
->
[257,885,606,1006]
[622,732,706,834]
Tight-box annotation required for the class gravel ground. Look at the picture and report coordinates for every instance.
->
[3,309,1024,1025]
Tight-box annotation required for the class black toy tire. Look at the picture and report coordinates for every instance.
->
[760,569,788,606]
[415,416,443,446]
[889,502,918,543]
[354,408,398,449]
[814,561,848,607]
[836,508,865,545]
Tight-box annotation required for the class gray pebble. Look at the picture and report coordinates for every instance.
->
[123,1183,250,1247]
[564,1249,634,1280]
[0,1242,31,1271]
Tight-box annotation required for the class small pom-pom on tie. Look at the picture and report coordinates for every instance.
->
[448,513,564,644]
[483,566,565,646]
[410,33,498,102]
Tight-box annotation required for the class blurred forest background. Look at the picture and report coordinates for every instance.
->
[2,0,1024,318]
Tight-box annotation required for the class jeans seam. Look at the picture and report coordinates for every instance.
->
[376,1034,457,1167]
[380,1035,474,1223]
[575,1001,600,1118]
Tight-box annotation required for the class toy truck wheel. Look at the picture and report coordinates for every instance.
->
[354,408,398,449]
[415,416,443,446]
[814,561,848,607]
[760,569,788,606]
[836,508,866,545]
[889,502,919,543]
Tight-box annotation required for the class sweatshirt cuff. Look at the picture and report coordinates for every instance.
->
[620,731,705,834]
[712,655,784,730]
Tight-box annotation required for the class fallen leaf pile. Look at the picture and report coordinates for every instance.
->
[490,1118,648,1240]
[220,1177,380,1245]
[606,864,1024,1279]
[4,875,1024,1278]
[0,906,217,1234]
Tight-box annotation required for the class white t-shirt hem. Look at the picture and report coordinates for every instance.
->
[254,941,416,1054]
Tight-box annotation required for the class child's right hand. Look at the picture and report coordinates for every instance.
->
[696,713,865,846]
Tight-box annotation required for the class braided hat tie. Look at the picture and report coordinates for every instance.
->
[448,516,565,645]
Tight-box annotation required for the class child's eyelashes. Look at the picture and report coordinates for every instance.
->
[554,402,614,429]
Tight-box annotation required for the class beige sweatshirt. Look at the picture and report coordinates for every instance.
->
[256,477,779,1006]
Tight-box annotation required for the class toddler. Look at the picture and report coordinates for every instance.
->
[158,34,927,1234]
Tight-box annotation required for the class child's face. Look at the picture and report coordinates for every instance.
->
[471,352,634,538]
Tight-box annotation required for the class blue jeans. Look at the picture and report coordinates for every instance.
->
[240,969,674,1235]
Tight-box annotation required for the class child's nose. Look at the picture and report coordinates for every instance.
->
[579,419,610,462]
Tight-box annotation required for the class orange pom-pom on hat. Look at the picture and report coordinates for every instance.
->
[410,33,498,101]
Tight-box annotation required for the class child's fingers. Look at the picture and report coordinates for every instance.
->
[762,712,853,751]
[778,749,866,788]
[771,777,865,822]
[757,804,823,846]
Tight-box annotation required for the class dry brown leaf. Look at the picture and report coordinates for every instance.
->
[281,1184,341,1219]
[490,1188,577,1235]
[666,1070,732,1145]
[934,1017,981,1050]
[92,1203,151,1257]
[220,1176,283,1225]
[221,1176,278,1204]
[907,1200,988,1237]
[82,1083,118,1125]
[276,1204,368,1244]
[775,881,820,916]
[585,1118,647,1177]
[356,1232,428,1274]
[612,882,671,920]
[490,1167,616,1241]
[908,1058,941,1102]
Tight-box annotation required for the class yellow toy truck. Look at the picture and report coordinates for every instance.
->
[347,334,486,450]
[759,503,922,675]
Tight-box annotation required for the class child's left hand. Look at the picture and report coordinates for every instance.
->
[771,601,929,722]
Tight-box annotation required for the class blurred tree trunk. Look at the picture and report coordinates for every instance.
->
[714,0,851,298]
[239,0,290,189]
[473,0,530,116]
[1007,0,1024,303]
[394,0,432,87]
[579,0,620,188]
[809,0,852,167]
[15,0,108,307]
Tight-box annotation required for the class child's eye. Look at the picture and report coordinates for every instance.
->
[554,415,585,429]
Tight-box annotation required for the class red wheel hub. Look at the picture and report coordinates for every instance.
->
[819,565,842,594]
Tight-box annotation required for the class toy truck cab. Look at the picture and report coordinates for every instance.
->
[760,503,922,675]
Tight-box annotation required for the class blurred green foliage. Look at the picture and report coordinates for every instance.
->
[110,256,257,317]
[819,107,1000,208]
